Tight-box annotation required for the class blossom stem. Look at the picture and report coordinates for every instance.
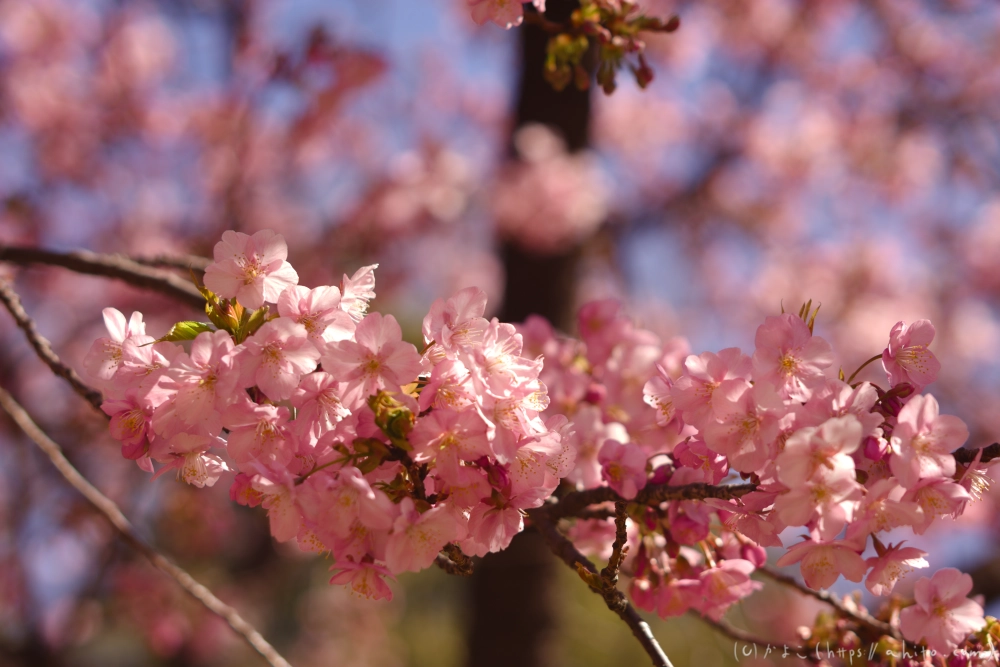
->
[846,353,884,385]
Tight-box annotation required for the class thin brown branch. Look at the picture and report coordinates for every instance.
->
[0,245,205,309]
[600,500,628,593]
[0,386,292,667]
[696,614,819,664]
[130,253,211,272]
[527,507,674,667]
[955,442,1000,465]
[550,481,758,519]
[758,566,897,639]
[0,278,105,413]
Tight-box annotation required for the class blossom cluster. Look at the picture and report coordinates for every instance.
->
[526,300,995,656]
[87,229,996,660]
[85,230,570,599]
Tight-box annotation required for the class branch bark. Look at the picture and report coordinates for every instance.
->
[0,245,205,309]
[0,386,292,667]
[527,507,674,667]
[550,481,758,519]
[0,278,105,413]
[758,566,897,639]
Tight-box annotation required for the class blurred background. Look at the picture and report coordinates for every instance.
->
[2,0,1000,665]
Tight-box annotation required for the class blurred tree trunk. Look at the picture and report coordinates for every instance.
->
[465,3,592,666]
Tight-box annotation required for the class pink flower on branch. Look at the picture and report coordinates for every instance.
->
[865,542,928,596]
[320,312,422,408]
[328,560,395,601]
[203,230,299,310]
[899,568,985,654]
[598,439,647,500]
[238,318,320,402]
[277,285,355,344]
[468,0,545,30]
[889,393,968,489]
[384,498,462,574]
[882,319,941,391]
[752,313,834,401]
[775,537,867,590]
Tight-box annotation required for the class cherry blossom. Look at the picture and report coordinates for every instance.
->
[203,230,299,310]
[882,320,941,391]
[320,312,422,408]
[899,568,985,654]
[752,313,834,401]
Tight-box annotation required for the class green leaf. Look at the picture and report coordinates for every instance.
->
[157,321,215,342]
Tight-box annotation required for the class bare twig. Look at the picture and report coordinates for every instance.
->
[0,245,205,309]
[527,507,674,667]
[759,567,897,639]
[0,387,292,667]
[0,279,104,413]
[550,481,758,520]
[697,615,819,663]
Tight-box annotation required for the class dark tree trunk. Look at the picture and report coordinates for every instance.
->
[465,3,592,666]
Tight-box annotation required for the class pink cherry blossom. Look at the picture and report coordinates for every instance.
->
[320,312,422,408]
[384,498,462,574]
[775,537,867,590]
[865,542,928,596]
[899,568,985,654]
[702,381,786,474]
[671,347,752,428]
[464,498,525,555]
[422,286,488,349]
[289,372,350,441]
[697,559,762,621]
[889,393,967,489]
[844,479,924,542]
[162,329,239,432]
[776,415,862,487]
[468,0,530,30]
[203,230,299,310]
[238,318,320,401]
[222,399,291,466]
[102,390,154,460]
[410,408,493,478]
[598,439,647,500]
[339,264,378,323]
[882,320,941,391]
[901,479,972,534]
[752,313,834,401]
[328,560,394,601]
[84,307,147,381]
[277,285,355,344]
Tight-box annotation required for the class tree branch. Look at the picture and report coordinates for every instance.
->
[130,253,211,273]
[527,507,675,667]
[696,615,819,664]
[955,442,1000,465]
[0,245,205,309]
[0,278,105,413]
[550,481,758,519]
[0,386,292,667]
[758,566,897,639]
